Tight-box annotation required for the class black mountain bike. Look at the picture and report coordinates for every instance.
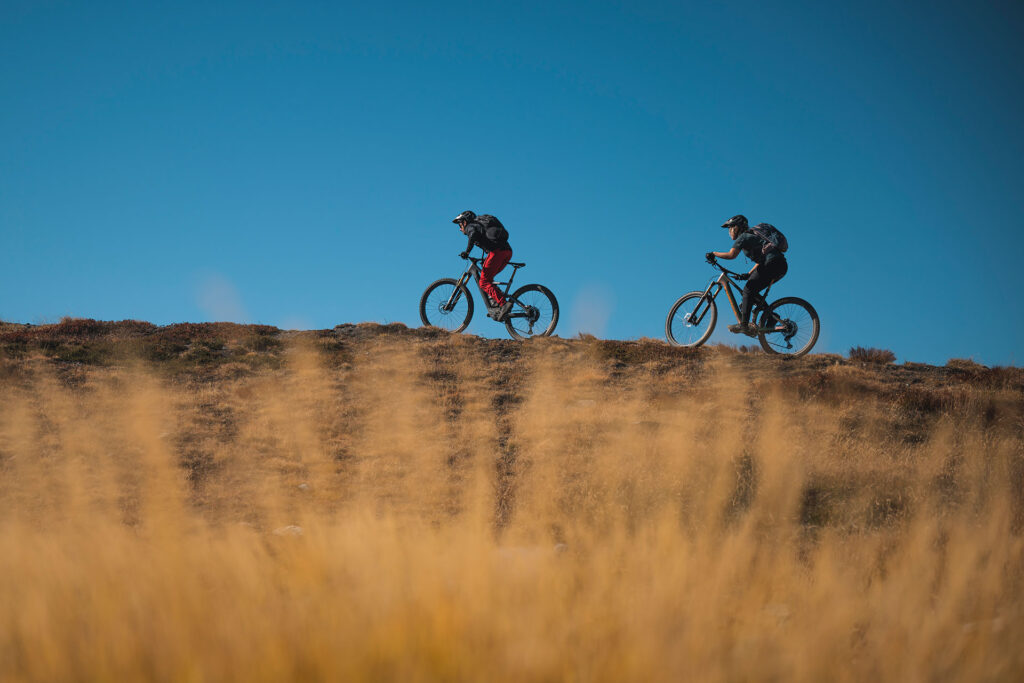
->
[665,259,820,356]
[419,254,559,340]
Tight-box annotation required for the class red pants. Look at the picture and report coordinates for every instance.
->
[480,249,512,305]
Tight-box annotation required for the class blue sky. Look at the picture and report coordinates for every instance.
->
[2,0,1022,365]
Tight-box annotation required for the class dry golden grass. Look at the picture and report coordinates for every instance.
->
[0,322,1022,681]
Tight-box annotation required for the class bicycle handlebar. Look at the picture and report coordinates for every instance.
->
[707,259,744,278]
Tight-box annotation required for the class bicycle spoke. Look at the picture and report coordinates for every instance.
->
[421,281,472,332]
[666,292,716,347]
[758,298,818,356]
[505,285,558,339]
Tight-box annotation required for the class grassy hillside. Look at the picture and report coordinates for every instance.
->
[1,319,1022,681]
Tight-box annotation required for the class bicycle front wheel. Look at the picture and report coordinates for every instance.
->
[420,278,474,333]
[665,291,717,347]
[757,297,819,357]
[504,284,559,340]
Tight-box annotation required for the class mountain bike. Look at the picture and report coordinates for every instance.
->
[419,254,559,340]
[665,259,819,356]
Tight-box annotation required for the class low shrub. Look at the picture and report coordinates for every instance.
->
[946,358,987,371]
[849,347,896,364]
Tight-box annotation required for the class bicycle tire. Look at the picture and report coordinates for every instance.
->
[419,279,474,333]
[757,296,819,357]
[504,284,558,340]
[665,291,717,347]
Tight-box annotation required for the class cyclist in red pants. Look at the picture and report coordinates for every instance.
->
[453,210,514,320]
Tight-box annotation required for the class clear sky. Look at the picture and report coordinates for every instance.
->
[2,0,1022,366]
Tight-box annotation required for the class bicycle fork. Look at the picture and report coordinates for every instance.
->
[686,282,721,326]
[443,273,472,312]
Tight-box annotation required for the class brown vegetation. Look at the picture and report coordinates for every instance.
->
[0,320,1022,680]
[849,346,897,364]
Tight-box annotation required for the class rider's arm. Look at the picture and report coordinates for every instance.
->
[712,247,741,260]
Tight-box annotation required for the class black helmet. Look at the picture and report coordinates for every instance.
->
[721,214,748,229]
[452,210,476,224]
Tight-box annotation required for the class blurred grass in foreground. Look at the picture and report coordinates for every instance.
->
[0,324,1021,681]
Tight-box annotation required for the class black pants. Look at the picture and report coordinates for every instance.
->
[740,257,788,324]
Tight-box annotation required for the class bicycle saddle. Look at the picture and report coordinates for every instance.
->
[509,262,525,268]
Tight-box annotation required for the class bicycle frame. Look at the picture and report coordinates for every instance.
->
[690,263,775,329]
[442,257,532,320]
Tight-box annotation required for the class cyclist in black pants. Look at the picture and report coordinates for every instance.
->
[706,215,788,337]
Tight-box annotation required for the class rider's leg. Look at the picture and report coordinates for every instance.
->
[740,258,788,324]
[480,249,513,305]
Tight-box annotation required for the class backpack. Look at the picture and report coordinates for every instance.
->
[476,214,509,243]
[749,223,788,255]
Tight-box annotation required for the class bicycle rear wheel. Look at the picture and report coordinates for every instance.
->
[757,297,819,356]
[420,279,474,333]
[504,284,558,339]
[665,291,717,347]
